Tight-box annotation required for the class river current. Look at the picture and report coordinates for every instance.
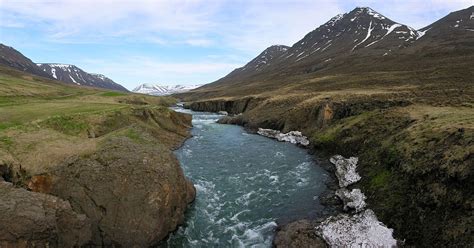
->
[163,107,329,247]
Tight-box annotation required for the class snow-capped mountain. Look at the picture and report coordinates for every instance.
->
[214,7,428,83]
[37,63,128,92]
[132,83,203,96]
[281,7,425,61]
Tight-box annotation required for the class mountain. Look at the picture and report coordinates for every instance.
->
[132,83,202,96]
[0,44,53,79]
[210,7,423,84]
[0,43,128,92]
[409,5,474,51]
[194,6,474,95]
[37,63,128,92]
[224,45,290,79]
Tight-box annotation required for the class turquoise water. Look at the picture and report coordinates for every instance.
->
[163,108,329,247]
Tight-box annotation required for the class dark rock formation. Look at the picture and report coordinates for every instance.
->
[273,220,327,248]
[46,138,196,247]
[0,180,91,247]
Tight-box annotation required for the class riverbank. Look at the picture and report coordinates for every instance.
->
[181,94,473,247]
[0,67,196,246]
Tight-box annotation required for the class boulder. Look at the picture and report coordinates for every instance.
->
[335,188,367,212]
[273,220,327,248]
[329,155,361,187]
[0,181,91,247]
[48,138,196,247]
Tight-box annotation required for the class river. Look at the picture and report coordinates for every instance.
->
[163,107,330,247]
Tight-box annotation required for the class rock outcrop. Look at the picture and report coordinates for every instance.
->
[273,220,327,248]
[0,180,91,247]
[47,138,196,247]
[257,128,310,146]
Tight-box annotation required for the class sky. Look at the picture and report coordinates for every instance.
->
[0,0,472,90]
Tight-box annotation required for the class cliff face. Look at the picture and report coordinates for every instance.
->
[183,93,473,247]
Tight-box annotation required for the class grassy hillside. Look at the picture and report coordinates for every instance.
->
[0,64,188,184]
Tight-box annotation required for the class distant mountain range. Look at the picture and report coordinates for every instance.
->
[0,44,128,92]
[36,63,127,91]
[132,83,202,96]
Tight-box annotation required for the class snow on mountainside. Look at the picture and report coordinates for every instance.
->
[132,83,203,96]
[281,7,424,63]
[212,7,429,84]
[37,63,128,92]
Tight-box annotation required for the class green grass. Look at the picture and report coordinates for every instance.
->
[0,136,13,149]
[100,91,128,97]
[124,128,146,143]
[41,115,89,136]
[369,169,392,189]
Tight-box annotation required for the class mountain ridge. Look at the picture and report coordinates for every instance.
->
[194,5,473,95]
[0,44,128,92]
[133,83,203,96]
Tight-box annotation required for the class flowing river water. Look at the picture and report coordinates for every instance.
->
[163,107,330,247]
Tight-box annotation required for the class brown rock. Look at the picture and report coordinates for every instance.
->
[273,220,327,248]
[27,174,53,193]
[0,181,91,247]
[49,137,196,247]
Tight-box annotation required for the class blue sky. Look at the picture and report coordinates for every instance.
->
[0,0,472,90]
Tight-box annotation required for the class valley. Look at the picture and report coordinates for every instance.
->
[0,3,472,248]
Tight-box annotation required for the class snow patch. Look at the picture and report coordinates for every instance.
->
[317,209,397,248]
[329,155,361,187]
[336,188,367,212]
[257,128,309,146]
[352,21,374,51]
[51,68,57,79]
[69,75,78,84]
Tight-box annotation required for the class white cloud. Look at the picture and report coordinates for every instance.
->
[0,0,219,44]
[185,39,214,47]
[218,1,344,53]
